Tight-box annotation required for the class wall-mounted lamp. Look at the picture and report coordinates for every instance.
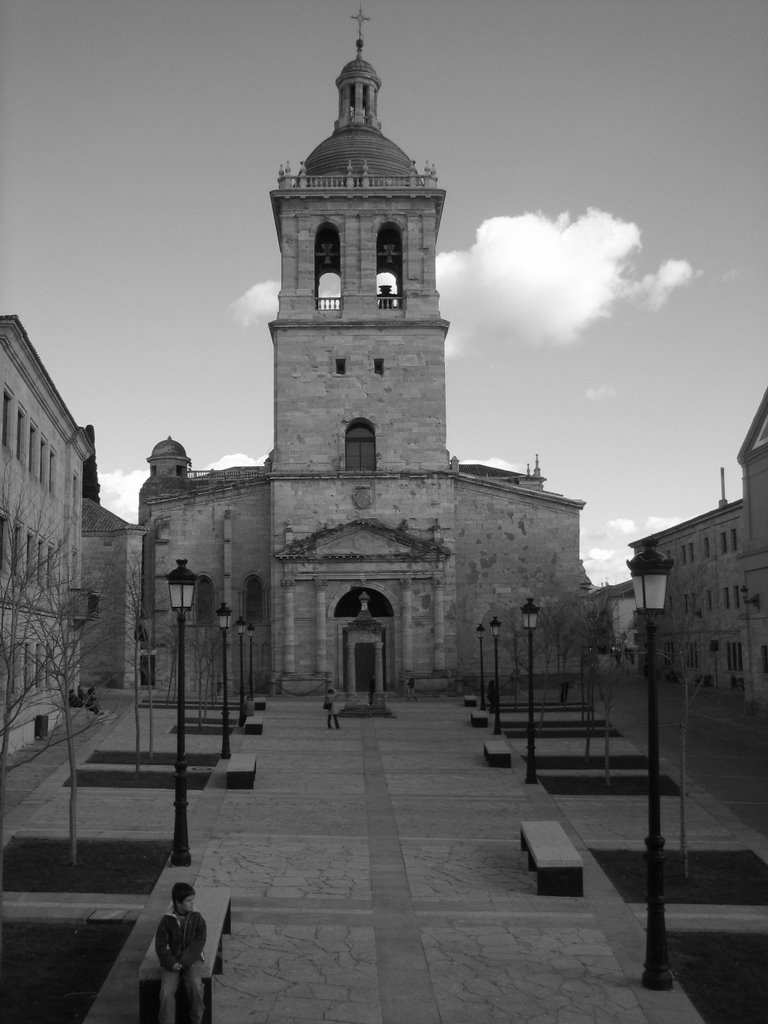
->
[740,586,760,611]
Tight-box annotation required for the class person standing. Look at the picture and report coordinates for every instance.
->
[154,881,207,1024]
[325,687,340,729]
[406,676,417,701]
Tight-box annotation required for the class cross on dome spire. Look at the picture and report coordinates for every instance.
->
[351,4,370,54]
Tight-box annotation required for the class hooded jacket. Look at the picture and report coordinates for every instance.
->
[155,910,206,971]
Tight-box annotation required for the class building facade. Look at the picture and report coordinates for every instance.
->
[80,498,145,691]
[139,43,587,702]
[0,315,93,751]
[738,386,768,714]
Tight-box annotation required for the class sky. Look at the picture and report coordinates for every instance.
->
[2,0,767,586]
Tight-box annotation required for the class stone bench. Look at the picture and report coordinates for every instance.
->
[225,753,257,789]
[470,711,488,728]
[251,697,267,711]
[520,821,583,896]
[138,886,232,1024]
[483,738,511,767]
[244,714,263,735]
[463,695,478,707]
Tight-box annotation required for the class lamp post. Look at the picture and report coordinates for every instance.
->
[490,616,501,735]
[476,623,486,711]
[166,559,197,867]
[247,623,255,698]
[236,617,247,725]
[521,598,540,784]
[628,536,675,991]
[216,603,231,760]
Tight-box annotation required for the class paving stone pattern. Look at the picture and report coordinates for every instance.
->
[6,684,767,1023]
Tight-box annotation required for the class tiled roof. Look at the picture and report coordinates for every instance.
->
[82,497,141,533]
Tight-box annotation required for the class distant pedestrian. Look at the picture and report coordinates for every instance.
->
[84,687,104,716]
[324,687,340,730]
[406,676,417,701]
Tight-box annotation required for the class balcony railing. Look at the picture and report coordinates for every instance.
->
[278,163,439,191]
[314,295,405,311]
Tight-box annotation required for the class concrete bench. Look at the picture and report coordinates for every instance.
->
[139,887,232,1024]
[244,714,263,735]
[463,695,478,707]
[251,697,267,711]
[470,711,488,728]
[520,821,583,896]
[225,753,257,789]
[483,738,511,767]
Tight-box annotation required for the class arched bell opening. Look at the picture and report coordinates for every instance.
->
[315,225,341,310]
[376,226,403,308]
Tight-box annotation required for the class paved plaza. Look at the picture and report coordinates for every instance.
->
[5,677,768,1024]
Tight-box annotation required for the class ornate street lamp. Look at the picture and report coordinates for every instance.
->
[490,616,501,735]
[476,623,486,711]
[247,622,255,698]
[628,536,675,991]
[236,617,247,725]
[166,559,197,867]
[216,602,232,760]
[521,598,539,784]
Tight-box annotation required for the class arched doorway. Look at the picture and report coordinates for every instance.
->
[334,587,394,693]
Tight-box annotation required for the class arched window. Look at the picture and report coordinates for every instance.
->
[244,576,265,622]
[345,420,376,471]
[376,226,403,308]
[315,226,341,310]
[195,576,215,625]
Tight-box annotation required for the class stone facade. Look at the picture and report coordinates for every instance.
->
[80,498,145,690]
[139,44,587,702]
[738,385,768,714]
[0,315,93,751]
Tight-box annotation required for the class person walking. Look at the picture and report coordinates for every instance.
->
[154,881,207,1024]
[406,676,417,701]
[324,687,340,729]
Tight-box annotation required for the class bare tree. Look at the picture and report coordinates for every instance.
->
[661,565,720,878]
[0,473,100,974]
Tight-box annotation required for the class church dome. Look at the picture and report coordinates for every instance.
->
[302,39,413,179]
[304,127,412,178]
[150,436,188,460]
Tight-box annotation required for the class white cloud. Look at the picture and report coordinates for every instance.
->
[606,518,637,536]
[204,453,267,470]
[463,456,527,473]
[228,280,279,327]
[585,384,616,401]
[625,259,696,311]
[100,469,147,523]
[436,210,695,355]
[644,515,682,534]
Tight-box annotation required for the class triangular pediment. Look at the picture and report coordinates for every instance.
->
[276,518,448,563]
[738,385,768,463]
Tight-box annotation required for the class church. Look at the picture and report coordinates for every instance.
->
[139,36,587,704]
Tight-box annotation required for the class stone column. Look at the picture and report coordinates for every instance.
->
[314,578,327,677]
[401,577,414,681]
[345,635,358,707]
[373,638,385,709]
[283,578,296,676]
[432,576,445,672]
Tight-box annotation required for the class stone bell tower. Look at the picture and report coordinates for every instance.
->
[269,35,449,475]
[266,32,455,694]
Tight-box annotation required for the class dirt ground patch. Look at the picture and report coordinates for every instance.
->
[0,921,131,1024]
[3,837,170,893]
[591,847,768,904]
